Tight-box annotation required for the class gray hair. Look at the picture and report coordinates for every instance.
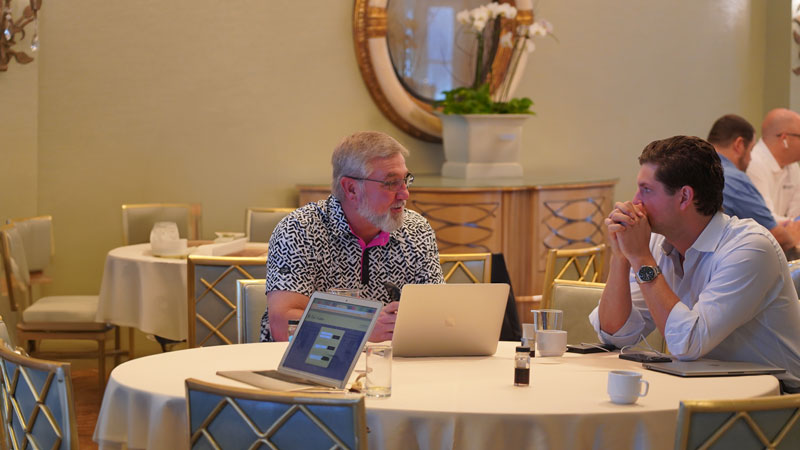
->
[331,131,410,200]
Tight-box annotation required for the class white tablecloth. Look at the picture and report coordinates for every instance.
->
[93,342,779,449]
[95,243,267,341]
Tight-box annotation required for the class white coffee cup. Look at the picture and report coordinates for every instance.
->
[535,329,567,357]
[607,370,649,404]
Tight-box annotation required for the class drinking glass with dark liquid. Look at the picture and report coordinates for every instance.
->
[514,346,530,386]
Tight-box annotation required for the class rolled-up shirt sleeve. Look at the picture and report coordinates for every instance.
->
[664,236,782,360]
[589,270,658,348]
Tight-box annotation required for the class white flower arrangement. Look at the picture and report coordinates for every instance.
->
[439,1,554,114]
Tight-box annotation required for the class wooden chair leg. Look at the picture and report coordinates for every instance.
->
[128,327,135,360]
[98,338,107,391]
[113,327,121,367]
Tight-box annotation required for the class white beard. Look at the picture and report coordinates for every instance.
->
[356,197,406,232]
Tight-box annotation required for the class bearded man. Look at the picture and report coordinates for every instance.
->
[260,131,444,342]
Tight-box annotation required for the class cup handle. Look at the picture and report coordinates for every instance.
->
[639,379,649,397]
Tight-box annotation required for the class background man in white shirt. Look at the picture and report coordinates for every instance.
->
[746,108,800,223]
[590,135,800,391]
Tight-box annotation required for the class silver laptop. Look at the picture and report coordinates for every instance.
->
[642,359,786,377]
[392,283,509,357]
[218,291,383,390]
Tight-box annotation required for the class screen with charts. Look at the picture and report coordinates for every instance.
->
[282,298,377,380]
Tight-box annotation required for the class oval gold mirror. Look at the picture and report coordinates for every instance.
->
[353,0,533,142]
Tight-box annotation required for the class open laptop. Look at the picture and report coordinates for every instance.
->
[218,291,383,390]
[392,283,509,357]
[642,359,786,378]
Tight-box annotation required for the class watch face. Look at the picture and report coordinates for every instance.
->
[638,266,656,282]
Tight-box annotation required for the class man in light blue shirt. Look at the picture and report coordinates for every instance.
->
[707,114,800,252]
[590,135,800,391]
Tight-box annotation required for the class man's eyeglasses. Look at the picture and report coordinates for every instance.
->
[778,133,800,139]
[345,173,414,191]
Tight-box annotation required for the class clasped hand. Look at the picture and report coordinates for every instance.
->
[605,201,653,265]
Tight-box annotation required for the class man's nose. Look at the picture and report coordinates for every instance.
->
[396,184,410,200]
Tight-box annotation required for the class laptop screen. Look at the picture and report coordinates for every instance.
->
[280,294,381,383]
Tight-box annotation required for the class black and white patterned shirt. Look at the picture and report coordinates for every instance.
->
[260,195,444,341]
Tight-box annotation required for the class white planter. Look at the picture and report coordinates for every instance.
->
[439,114,530,179]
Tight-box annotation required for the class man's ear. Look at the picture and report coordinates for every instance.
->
[340,177,359,201]
[733,136,746,155]
[678,186,694,210]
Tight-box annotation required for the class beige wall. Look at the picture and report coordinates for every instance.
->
[0,0,791,295]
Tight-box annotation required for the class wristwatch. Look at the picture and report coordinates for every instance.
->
[635,265,662,284]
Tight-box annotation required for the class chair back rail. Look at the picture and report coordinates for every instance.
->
[188,255,267,347]
[185,378,367,450]
[675,394,800,450]
[540,244,607,309]
[0,343,79,450]
[439,253,492,284]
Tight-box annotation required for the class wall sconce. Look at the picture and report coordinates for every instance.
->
[0,0,41,72]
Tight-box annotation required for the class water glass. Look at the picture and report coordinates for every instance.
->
[365,344,392,398]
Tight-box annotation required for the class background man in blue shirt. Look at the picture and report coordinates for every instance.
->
[707,114,800,253]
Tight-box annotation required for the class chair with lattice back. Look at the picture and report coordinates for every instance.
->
[0,342,79,450]
[121,203,202,245]
[675,394,800,449]
[539,244,607,309]
[245,207,294,243]
[188,255,267,347]
[185,378,367,450]
[439,253,492,284]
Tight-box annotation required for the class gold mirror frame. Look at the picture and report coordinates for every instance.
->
[353,0,533,142]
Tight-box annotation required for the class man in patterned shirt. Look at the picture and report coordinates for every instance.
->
[260,131,444,342]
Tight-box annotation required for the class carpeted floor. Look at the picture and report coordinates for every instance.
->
[73,369,101,450]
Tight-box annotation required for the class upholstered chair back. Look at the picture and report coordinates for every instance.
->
[439,253,492,283]
[236,279,268,344]
[245,207,294,243]
[121,203,202,245]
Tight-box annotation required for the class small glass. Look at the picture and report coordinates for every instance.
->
[365,344,392,398]
[514,346,530,386]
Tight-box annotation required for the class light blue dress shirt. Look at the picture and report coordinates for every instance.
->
[719,154,777,230]
[589,213,800,387]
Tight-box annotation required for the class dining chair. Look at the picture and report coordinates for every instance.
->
[121,203,202,245]
[6,215,54,286]
[245,207,294,243]
[185,378,368,450]
[674,394,800,449]
[188,255,267,347]
[236,279,268,344]
[439,252,492,283]
[539,243,607,309]
[0,224,127,390]
[0,340,79,450]
[550,280,607,345]
[549,280,665,352]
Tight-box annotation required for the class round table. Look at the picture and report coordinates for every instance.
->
[92,342,779,449]
[95,243,267,341]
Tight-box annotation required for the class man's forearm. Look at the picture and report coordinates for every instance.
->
[598,254,633,334]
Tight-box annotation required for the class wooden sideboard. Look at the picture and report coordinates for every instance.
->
[298,176,617,322]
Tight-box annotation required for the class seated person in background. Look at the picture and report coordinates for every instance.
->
[707,114,800,252]
[589,135,800,392]
[260,131,444,343]
[746,108,800,223]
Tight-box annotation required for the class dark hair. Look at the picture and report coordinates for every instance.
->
[638,136,723,216]
[706,114,754,148]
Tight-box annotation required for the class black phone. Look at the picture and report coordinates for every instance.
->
[618,352,672,363]
[566,343,616,354]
